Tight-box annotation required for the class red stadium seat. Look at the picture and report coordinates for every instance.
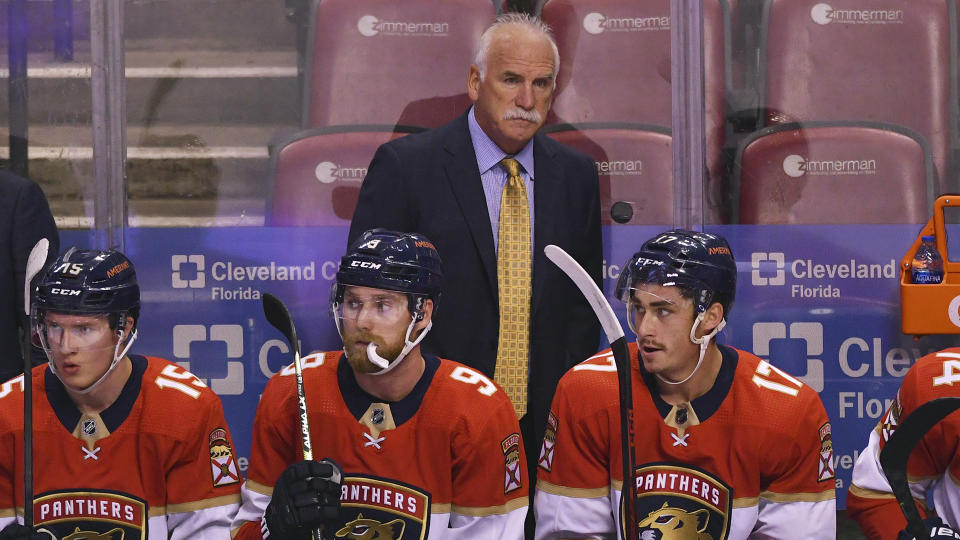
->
[305,0,495,129]
[760,0,955,190]
[540,0,728,212]
[544,123,673,225]
[733,122,934,224]
[268,126,424,226]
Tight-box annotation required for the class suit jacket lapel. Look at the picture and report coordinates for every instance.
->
[532,133,561,314]
[442,114,498,296]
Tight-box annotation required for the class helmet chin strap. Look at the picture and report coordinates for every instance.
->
[365,319,432,376]
[655,313,725,386]
[49,328,138,395]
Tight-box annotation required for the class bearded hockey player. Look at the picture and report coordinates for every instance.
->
[533,229,836,539]
[848,347,960,540]
[232,228,528,539]
[0,248,241,539]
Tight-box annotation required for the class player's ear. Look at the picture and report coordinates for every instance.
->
[116,316,135,341]
[416,299,434,331]
[701,302,724,333]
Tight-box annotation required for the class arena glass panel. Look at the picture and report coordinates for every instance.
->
[2,0,95,234]
[727,2,960,538]
[6,1,952,537]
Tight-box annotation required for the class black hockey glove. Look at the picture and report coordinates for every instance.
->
[265,458,343,539]
[0,523,47,540]
[897,517,960,540]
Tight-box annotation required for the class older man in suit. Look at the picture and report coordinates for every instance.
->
[0,170,59,382]
[348,12,601,502]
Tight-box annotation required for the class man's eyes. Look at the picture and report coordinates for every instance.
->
[346,299,395,310]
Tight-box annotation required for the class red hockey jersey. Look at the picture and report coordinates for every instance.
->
[848,347,960,540]
[232,352,528,539]
[0,355,241,539]
[535,342,836,540]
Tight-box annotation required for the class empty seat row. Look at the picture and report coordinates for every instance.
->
[284,0,951,225]
[267,121,934,226]
[752,0,956,193]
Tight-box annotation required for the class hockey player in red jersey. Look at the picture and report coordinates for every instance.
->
[534,229,836,539]
[848,348,960,540]
[232,229,528,539]
[0,248,241,539]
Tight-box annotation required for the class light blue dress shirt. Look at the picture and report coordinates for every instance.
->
[467,106,536,252]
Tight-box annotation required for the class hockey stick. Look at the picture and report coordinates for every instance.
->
[544,245,638,540]
[22,237,49,528]
[879,397,960,540]
[261,293,322,540]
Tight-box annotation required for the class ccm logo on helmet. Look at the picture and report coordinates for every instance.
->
[50,288,82,296]
[350,261,382,269]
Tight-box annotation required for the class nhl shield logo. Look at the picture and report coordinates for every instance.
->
[82,419,97,436]
[626,463,732,540]
[371,407,385,425]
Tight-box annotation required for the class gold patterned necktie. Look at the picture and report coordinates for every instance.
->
[494,157,531,417]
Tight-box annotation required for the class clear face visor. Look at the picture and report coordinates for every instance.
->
[330,284,432,375]
[331,287,414,332]
[32,309,121,355]
[624,282,725,387]
[625,286,687,336]
[32,306,138,394]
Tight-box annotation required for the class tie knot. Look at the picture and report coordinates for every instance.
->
[501,158,522,179]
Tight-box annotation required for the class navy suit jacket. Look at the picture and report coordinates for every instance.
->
[348,112,602,454]
[0,171,60,382]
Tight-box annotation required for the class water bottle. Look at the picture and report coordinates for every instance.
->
[912,235,944,284]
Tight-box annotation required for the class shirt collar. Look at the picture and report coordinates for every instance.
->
[468,106,536,179]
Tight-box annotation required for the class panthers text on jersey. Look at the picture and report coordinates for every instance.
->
[0,355,241,539]
[534,342,836,540]
[848,347,960,540]
[231,352,528,539]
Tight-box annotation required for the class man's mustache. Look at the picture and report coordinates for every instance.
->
[503,108,542,123]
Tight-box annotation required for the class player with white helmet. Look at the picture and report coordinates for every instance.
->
[534,229,836,539]
[0,248,241,539]
[232,229,528,540]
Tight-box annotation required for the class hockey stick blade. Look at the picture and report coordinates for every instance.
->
[22,237,49,529]
[544,245,624,343]
[544,245,638,540]
[262,293,299,358]
[880,397,960,540]
[261,293,322,540]
[23,238,49,316]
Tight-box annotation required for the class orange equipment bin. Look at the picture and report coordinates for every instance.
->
[901,194,960,335]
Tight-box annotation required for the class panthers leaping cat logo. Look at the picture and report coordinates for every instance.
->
[335,513,405,540]
[61,528,125,540]
[638,502,714,540]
